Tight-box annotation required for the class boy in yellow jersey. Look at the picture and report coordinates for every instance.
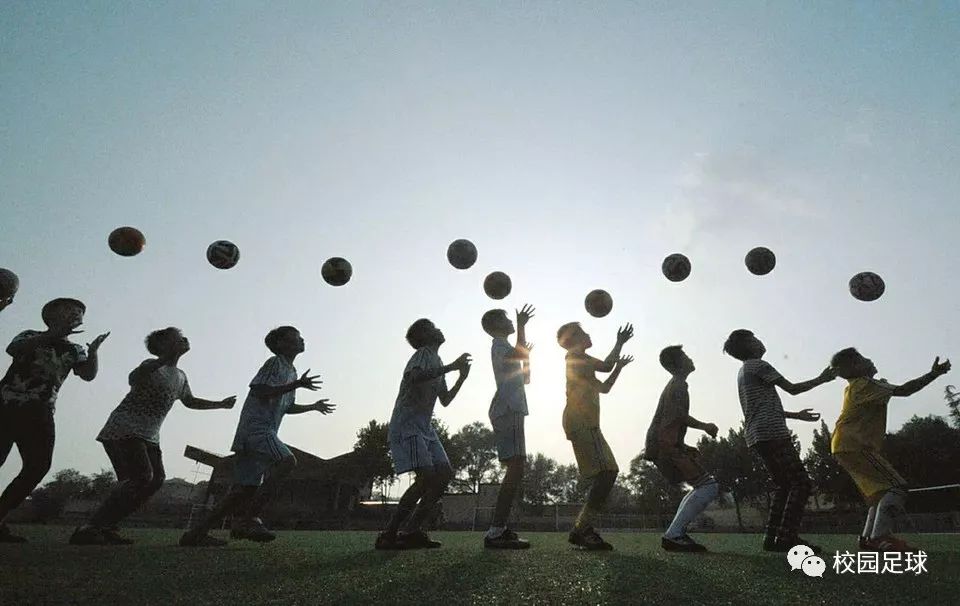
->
[557,321,633,551]
[830,348,951,552]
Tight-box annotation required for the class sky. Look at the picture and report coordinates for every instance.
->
[2,2,959,494]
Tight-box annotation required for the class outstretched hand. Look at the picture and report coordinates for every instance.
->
[616,324,634,344]
[220,396,237,409]
[453,353,472,372]
[932,357,952,377]
[704,423,719,439]
[818,366,836,382]
[516,304,536,327]
[313,399,335,414]
[617,355,634,367]
[796,408,821,422]
[88,332,111,353]
[297,369,323,391]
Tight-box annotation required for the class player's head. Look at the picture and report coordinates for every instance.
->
[831,347,876,379]
[406,318,444,349]
[723,329,765,361]
[41,298,86,331]
[660,345,694,375]
[146,327,190,358]
[557,322,591,351]
[481,309,514,338]
[265,326,304,356]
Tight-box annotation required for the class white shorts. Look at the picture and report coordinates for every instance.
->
[492,412,526,461]
[232,431,293,486]
[389,434,451,475]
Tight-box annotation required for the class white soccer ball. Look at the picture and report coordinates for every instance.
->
[849,272,885,302]
[206,240,240,270]
[662,253,691,282]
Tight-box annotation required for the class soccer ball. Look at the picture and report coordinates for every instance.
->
[584,289,613,318]
[321,257,353,287]
[446,239,477,270]
[206,240,240,270]
[849,272,885,302]
[0,268,18,299]
[745,247,776,275]
[662,253,691,282]
[483,271,512,300]
[108,226,146,257]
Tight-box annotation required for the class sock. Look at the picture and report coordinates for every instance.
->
[664,478,719,540]
[862,506,877,539]
[871,490,906,539]
[486,526,506,539]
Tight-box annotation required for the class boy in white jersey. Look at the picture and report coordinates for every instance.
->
[723,329,833,553]
[70,327,235,545]
[375,318,471,550]
[481,304,534,549]
[180,326,333,547]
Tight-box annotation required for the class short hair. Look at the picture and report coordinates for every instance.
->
[723,329,755,361]
[145,327,181,356]
[556,322,582,350]
[405,318,434,349]
[265,326,298,354]
[831,347,862,379]
[481,309,507,337]
[659,345,686,373]
[41,298,86,326]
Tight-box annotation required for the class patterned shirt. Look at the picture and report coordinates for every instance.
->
[97,362,193,444]
[231,356,297,452]
[737,359,790,447]
[644,378,689,459]
[389,347,447,441]
[488,337,528,422]
[0,330,87,412]
[562,352,603,439]
[831,377,894,453]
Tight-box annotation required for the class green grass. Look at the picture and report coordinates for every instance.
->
[2,527,958,605]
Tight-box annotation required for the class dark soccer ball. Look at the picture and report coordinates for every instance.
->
[849,272,885,302]
[585,289,613,318]
[446,239,478,270]
[206,240,240,270]
[745,247,776,276]
[321,257,353,287]
[483,271,512,300]
[0,268,19,299]
[108,226,146,257]
[662,253,691,282]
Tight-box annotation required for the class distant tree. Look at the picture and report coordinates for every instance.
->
[945,385,960,429]
[353,420,395,501]
[622,454,682,516]
[803,421,860,511]
[553,463,588,503]
[431,418,468,481]
[29,468,91,521]
[884,415,960,488]
[696,425,767,531]
[523,453,561,510]
[87,468,117,498]
[449,421,498,493]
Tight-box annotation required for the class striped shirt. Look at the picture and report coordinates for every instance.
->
[737,359,790,447]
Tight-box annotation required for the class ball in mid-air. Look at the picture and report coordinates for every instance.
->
[446,239,477,270]
[662,253,691,282]
[483,271,512,300]
[0,268,19,299]
[206,240,240,270]
[584,289,613,318]
[108,226,146,257]
[321,257,353,287]
[849,271,885,302]
[745,247,776,275]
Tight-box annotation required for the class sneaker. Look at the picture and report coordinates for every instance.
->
[398,529,441,549]
[0,523,26,544]
[485,527,530,550]
[662,534,708,553]
[569,527,614,551]
[231,518,276,543]
[101,528,134,545]
[179,530,228,547]
[870,534,919,553]
[374,530,405,550]
[69,526,108,546]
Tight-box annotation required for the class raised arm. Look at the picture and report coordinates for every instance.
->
[774,366,835,396]
[183,395,237,410]
[74,332,110,382]
[438,355,472,407]
[891,357,951,397]
[599,355,633,394]
[250,368,320,399]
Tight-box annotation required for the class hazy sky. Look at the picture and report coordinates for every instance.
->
[2,2,958,493]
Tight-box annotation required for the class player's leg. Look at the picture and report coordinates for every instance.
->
[0,410,54,543]
[860,452,911,550]
[568,429,617,550]
[103,442,166,543]
[72,439,146,545]
[766,439,817,550]
[377,435,432,549]
[754,439,792,550]
[0,409,23,543]
[180,451,261,546]
[660,451,717,552]
[486,413,529,549]
[401,439,452,547]
[233,448,297,542]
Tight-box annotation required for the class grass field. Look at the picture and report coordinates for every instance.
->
[2,527,958,605]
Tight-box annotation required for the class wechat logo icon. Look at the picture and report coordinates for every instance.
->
[787,544,826,578]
